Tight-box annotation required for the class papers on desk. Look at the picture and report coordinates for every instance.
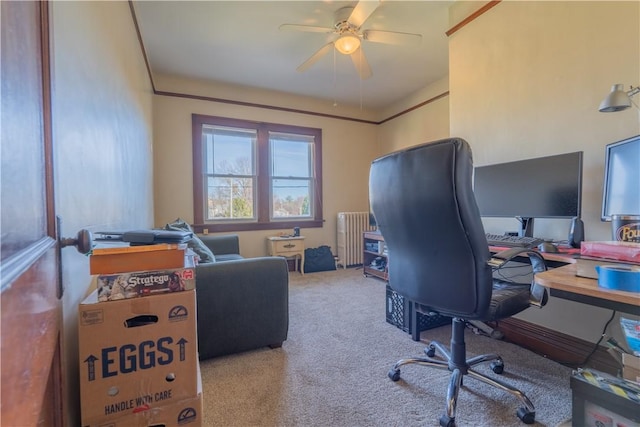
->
[577,242,640,289]
[574,256,637,279]
[573,367,640,402]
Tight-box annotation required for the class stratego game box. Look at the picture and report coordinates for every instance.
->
[95,267,196,301]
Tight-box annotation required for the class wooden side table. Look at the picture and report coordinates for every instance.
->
[267,236,305,274]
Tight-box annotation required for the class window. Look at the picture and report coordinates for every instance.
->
[204,126,257,221]
[192,114,323,232]
[270,132,314,219]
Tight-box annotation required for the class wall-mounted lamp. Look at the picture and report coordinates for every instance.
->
[334,34,361,55]
[599,83,640,112]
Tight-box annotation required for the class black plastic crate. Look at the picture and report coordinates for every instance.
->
[416,309,451,332]
[386,285,450,334]
[386,285,411,332]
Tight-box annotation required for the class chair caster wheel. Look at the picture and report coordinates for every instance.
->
[439,414,455,427]
[425,344,436,357]
[490,360,504,374]
[388,369,401,382]
[516,407,535,424]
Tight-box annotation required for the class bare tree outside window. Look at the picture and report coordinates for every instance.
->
[204,126,256,221]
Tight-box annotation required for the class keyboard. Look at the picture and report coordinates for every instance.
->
[485,233,545,249]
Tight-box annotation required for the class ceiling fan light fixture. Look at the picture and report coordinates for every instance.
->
[334,34,360,55]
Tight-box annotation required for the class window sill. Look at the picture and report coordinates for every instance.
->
[192,220,323,234]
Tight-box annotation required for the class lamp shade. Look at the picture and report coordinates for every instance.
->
[599,84,631,112]
[334,34,361,55]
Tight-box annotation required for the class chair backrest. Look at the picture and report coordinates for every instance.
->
[369,138,493,319]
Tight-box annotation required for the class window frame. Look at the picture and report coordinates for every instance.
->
[192,114,323,233]
[269,131,315,221]
[203,125,258,222]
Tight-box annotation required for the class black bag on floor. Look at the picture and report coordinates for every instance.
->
[304,245,337,273]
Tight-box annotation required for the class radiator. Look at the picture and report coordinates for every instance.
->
[337,212,375,268]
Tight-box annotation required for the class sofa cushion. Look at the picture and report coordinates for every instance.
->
[164,218,216,263]
[214,253,244,262]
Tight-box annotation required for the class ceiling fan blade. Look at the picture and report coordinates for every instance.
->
[279,24,334,33]
[348,0,380,29]
[350,46,372,80]
[363,29,422,46]
[297,42,334,73]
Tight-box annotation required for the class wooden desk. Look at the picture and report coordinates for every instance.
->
[489,245,577,268]
[535,264,640,315]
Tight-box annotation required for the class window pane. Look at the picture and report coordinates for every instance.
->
[271,137,312,178]
[206,176,254,220]
[205,126,255,175]
[272,178,311,218]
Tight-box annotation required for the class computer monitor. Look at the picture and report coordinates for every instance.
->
[601,134,640,221]
[473,151,583,237]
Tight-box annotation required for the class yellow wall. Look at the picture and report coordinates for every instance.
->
[151,1,640,346]
[51,2,154,425]
[153,75,379,258]
[377,75,451,153]
[447,1,640,341]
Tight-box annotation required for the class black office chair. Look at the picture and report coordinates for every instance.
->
[369,138,548,427]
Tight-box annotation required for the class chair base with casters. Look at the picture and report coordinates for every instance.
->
[467,320,504,340]
[388,317,535,427]
[410,309,504,341]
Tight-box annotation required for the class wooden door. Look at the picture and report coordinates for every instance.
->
[1,1,64,426]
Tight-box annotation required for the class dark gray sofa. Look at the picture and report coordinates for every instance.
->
[195,234,289,360]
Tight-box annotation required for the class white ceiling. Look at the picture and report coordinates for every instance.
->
[132,1,452,110]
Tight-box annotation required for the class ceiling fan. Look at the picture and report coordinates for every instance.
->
[279,0,422,80]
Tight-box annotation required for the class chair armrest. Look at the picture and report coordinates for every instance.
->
[195,257,289,359]
[489,248,545,271]
[198,234,240,255]
[196,256,287,289]
[488,247,548,308]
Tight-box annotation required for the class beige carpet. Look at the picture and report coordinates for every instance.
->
[200,268,572,427]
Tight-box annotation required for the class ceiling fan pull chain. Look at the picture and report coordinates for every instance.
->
[333,48,338,108]
[359,49,363,110]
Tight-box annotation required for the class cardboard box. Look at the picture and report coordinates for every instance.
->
[583,401,638,427]
[85,392,203,427]
[83,363,203,427]
[79,290,198,425]
[571,369,640,426]
[90,246,191,275]
[623,353,640,384]
[95,266,196,301]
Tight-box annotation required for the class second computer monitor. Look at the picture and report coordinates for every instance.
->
[601,134,640,221]
[473,151,583,237]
